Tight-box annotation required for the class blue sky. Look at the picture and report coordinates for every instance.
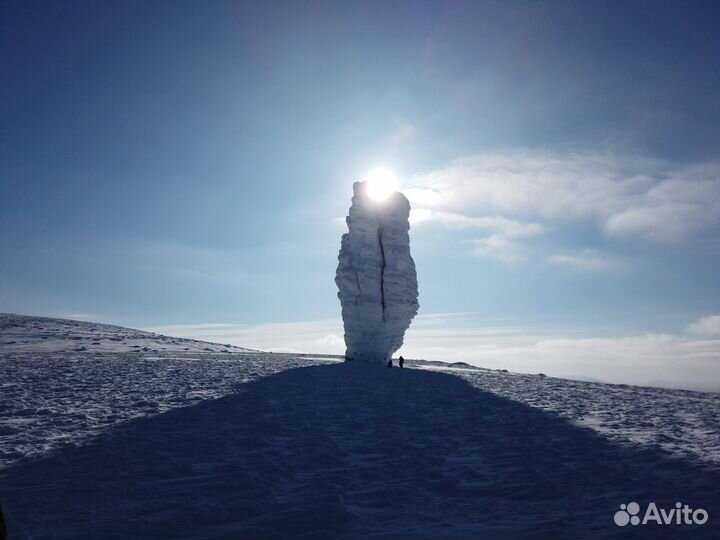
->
[2,1,720,389]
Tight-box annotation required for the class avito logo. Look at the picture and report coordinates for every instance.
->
[614,502,708,527]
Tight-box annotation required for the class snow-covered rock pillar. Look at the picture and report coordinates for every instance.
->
[335,181,419,364]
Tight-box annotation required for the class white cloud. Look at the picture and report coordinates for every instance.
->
[410,209,543,235]
[398,316,720,392]
[687,315,720,336]
[146,319,346,354]
[548,249,621,271]
[314,333,345,351]
[404,188,443,207]
[470,234,530,263]
[407,150,720,243]
[59,313,99,322]
[147,313,720,392]
[410,209,544,262]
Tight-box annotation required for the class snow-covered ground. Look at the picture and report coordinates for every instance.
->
[1,314,719,539]
[0,313,255,355]
[423,365,720,467]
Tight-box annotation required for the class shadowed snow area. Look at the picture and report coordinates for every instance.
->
[433,366,720,467]
[2,315,720,538]
[2,362,720,540]
[0,352,333,468]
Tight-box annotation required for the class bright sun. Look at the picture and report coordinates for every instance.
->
[363,168,399,202]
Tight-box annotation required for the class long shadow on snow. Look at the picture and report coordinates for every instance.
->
[1,363,719,540]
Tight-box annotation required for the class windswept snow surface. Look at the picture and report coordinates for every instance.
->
[0,313,255,354]
[1,315,720,539]
[419,364,720,467]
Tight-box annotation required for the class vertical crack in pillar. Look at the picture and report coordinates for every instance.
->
[336,182,418,365]
[377,225,386,322]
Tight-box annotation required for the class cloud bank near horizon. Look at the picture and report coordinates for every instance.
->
[147,312,720,392]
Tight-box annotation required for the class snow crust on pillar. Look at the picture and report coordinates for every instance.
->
[335,181,419,364]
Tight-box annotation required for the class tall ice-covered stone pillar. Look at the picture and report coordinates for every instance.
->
[335,181,419,364]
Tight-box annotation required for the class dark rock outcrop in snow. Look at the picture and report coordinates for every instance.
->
[335,181,419,364]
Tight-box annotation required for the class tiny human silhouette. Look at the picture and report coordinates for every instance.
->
[0,502,6,540]
[399,356,405,368]
[386,359,393,368]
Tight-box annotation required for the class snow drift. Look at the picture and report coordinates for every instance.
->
[335,181,419,364]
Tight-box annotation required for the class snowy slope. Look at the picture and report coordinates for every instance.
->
[0,313,255,354]
[0,314,334,469]
[1,315,720,539]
